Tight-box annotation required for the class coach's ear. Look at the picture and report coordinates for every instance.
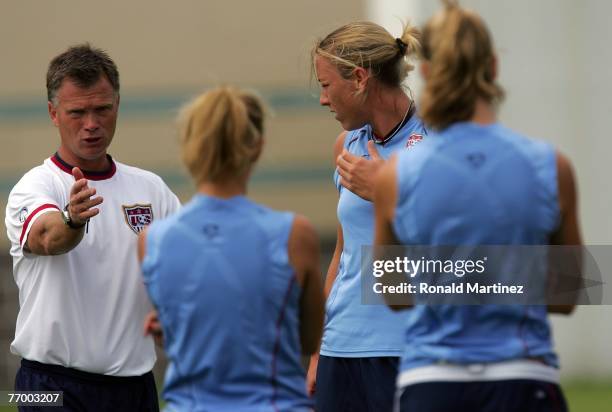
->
[48,101,59,127]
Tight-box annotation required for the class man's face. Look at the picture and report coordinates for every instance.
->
[48,76,119,167]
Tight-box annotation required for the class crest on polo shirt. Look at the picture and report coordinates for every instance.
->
[406,133,423,149]
[122,204,153,234]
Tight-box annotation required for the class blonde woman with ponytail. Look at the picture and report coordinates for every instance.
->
[137,86,324,411]
[309,21,427,412]
[374,2,580,411]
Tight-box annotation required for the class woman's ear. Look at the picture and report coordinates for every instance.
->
[353,66,369,93]
[420,61,430,80]
[251,136,265,164]
[491,54,498,80]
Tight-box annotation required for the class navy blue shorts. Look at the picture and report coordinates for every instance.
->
[398,380,568,412]
[15,359,159,412]
[315,355,399,412]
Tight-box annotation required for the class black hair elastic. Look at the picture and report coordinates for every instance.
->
[396,38,407,56]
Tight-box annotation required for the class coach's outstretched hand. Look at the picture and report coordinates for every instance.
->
[68,167,103,226]
[337,141,384,201]
[23,168,104,255]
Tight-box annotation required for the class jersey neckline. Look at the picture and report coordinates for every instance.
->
[370,101,417,145]
[50,152,117,181]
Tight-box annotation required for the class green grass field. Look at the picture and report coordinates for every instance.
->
[1,380,610,411]
[563,380,612,411]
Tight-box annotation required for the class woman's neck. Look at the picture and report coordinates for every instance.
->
[198,177,248,199]
[471,99,497,125]
[368,87,411,138]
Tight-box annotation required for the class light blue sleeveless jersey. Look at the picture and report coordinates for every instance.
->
[321,114,427,357]
[142,194,312,412]
[393,122,561,371]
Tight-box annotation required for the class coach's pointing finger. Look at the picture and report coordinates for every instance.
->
[72,167,85,182]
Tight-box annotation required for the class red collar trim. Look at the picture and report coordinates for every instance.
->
[51,152,117,181]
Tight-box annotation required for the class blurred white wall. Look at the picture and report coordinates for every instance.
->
[368,0,612,379]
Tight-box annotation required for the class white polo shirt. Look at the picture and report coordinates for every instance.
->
[5,154,180,376]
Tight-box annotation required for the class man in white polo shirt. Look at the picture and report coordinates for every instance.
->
[5,44,180,411]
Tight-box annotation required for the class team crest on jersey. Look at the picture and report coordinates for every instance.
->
[122,204,153,234]
[406,133,423,149]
